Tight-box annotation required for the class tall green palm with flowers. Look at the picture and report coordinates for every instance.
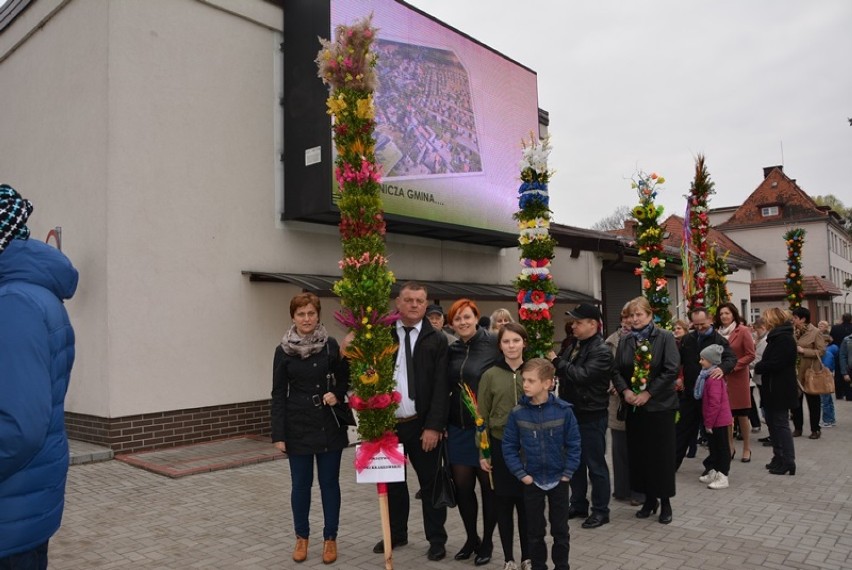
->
[514,134,558,359]
[317,18,402,567]
[630,171,672,329]
[317,15,399,446]
[683,155,715,311]
[783,228,806,309]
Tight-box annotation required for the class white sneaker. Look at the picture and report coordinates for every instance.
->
[708,473,729,489]
[821,421,836,428]
[503,562,518,570]
[521,561,533,570]
[698,469,717,484]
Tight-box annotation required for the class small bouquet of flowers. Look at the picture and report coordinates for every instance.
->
[631,339,652,394]
[460,382,493,489]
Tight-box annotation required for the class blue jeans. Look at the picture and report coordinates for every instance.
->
[0,542,48,570]
[569,415,610,516]
[288,449,343,539]
[820,394,836,424]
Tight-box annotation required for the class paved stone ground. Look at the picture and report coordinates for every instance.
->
[114,436,284,478]
[52,403,852,569]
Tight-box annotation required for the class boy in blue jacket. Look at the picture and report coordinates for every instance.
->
[503,358,581,570]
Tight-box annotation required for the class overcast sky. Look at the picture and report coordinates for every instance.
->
[407,0,852,228]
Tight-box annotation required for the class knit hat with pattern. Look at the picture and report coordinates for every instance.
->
[0,184,32,255]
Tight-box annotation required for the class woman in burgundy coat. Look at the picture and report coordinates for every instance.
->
[714,303,755,462]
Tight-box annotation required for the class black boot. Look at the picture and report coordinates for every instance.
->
[765,456,782,470]
[474,540,492,566]
[454,537,480,561]
[769,462,796,476]
[635,497,659,519]
[658,498,672,525]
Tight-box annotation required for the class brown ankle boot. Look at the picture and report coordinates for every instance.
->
[322,539,337,564]
[293,537,309,563]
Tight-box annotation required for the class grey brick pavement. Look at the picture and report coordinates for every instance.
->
[52,405,852,569]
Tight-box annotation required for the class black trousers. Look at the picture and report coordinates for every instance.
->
[748,386,761,429]
[524,481,570,570]
[627,408,676,499]
[0,541,48,570]
[790,393,821,433]
[704,427,731,476]
[766,407,796,465]
[386,419,448,546]
[674,396,700,470]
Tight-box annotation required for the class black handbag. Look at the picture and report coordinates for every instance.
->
[431,439,457,509]
[330,401,357,427]
[326,343,357,427]
[616,397,627,422]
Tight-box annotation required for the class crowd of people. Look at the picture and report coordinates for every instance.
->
[268,282,852,570]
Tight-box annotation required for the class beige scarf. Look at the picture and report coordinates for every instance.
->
[718,322,736,340]
[280,323,329,359]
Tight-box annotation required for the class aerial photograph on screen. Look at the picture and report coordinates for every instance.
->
[373,39,483,178]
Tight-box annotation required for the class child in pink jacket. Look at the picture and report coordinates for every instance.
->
[694,344,733,489]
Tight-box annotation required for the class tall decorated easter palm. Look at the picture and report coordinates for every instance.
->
[317,17,401,569]
[513,134,558,359]
[630,171,672,329]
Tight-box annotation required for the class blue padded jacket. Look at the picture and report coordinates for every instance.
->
[502,393,581,487]
[0,238,77,558]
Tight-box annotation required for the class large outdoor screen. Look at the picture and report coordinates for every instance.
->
[283,0,540,244]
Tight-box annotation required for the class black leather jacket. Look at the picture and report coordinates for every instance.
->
[554,334,613,418]
[447,328,500,429]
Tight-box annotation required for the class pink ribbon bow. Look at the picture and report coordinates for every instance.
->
[355,432,406,473]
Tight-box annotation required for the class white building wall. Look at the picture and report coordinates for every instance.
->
[723,221,830,281]
[726,276,753,321]
[708,208,737,227]
[827,225,852,318]
[102,0,288,416]
[0,0,112,416]
[1,0,609,419]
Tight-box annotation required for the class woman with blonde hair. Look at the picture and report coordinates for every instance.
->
[489,308,515,333]
[612,297,680,524]
[754,307,798,474]
[672,320,689,341]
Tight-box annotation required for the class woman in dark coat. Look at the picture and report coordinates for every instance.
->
[446,298,500,565]
[754,307,798,475]
[271,293,350,564]
[613,296,680,525]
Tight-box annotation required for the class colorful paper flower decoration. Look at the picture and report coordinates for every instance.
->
[630,171,672,329]
[514,134,558,358]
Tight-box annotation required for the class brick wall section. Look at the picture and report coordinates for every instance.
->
[65,400,272,454]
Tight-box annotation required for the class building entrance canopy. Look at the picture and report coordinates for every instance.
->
[243,271,600,304]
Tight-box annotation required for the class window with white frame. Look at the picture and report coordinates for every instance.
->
[761,206,779,217]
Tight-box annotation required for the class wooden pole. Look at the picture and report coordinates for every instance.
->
[377,482,393,569]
